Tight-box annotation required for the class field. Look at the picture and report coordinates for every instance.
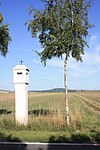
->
[0,91,100,143]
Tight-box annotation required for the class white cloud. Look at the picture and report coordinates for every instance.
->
[47,59,63,68]
[32,57,64,68]
[32,52,100,78]
[90,35,98,41]
[96,44,100,54]
[32,34,100,78]
[83,52,100,65]
[32,59,41,64]
[89,35,98,47]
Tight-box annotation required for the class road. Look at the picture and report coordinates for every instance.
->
[0,142,100,150]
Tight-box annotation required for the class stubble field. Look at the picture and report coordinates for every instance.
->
[0,91,100,142]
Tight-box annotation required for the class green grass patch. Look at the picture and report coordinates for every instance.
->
[0,128,99,143]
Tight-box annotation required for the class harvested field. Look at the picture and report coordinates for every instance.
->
[0,91,99,142]
[0,91,99,129]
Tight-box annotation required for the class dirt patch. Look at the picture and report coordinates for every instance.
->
[73,94,100,115]
[0,93,15,101]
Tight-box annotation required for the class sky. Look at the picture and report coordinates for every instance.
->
[0,0,100,91]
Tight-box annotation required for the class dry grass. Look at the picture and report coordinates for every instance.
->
[29,111,66,130]
[70,108,83,129]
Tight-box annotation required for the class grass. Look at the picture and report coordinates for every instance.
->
[0,91,100,143]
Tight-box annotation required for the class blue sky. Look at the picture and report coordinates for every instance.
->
[0,0,100,90]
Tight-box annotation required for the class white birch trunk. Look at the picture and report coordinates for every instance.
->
[64,58,69,125]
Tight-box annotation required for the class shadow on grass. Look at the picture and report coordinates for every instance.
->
[29,109,55,116]
[39,133,100,150]
[0,132,21,142]
[0,109,12,115]
[0,132,28,150]
[48,132,100,143]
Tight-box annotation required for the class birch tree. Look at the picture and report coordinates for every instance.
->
[26,0,93,125]
[0,12,11,57]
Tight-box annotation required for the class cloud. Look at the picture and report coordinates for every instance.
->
[47,59,63,68]
[90,35,98,42]
[32,34,100,78]
[83,52,100,65]
[32,57,64,68]
[68,52,100,77]
[89,35,98,47]
[32,52,100,78]
[32,59,41,64]
[96,44,100,54]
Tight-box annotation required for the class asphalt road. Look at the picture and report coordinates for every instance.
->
[0,142,100,150]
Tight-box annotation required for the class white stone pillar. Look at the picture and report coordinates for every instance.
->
[13,65,29,125]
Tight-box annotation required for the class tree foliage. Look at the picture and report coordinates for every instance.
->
[0,12,11,57]
[27,0,92,65]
